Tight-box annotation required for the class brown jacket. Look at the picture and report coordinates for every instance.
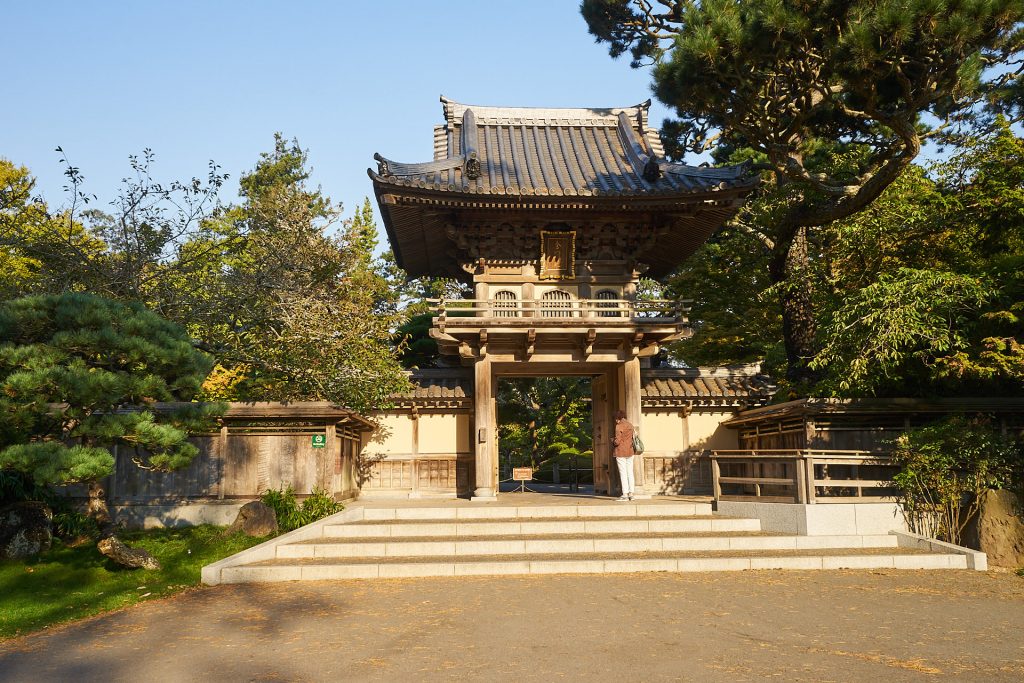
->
[613,419,635,458]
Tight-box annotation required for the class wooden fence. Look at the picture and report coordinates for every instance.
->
[709,450,900,504]
[70,403,373,509]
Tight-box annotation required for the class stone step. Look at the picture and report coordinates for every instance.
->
[278,533,899,559]
[359,502,712,521]
[322,515,761,538]
[220,548,967,583]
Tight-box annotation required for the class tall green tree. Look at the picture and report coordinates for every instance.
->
[812,120,1024,395]
[0,293,221,523]
[583,0,1024,383]
[188,136,410,410]
[0,158,106,298]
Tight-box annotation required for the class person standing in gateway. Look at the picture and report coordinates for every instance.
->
[612,410,636,501]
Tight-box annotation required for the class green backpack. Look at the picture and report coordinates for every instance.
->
[631,432,644,454]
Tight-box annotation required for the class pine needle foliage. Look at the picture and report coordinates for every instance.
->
[0,293,221,486]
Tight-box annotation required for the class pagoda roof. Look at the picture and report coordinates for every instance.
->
[370,97,758,278]
[371,97,755,198]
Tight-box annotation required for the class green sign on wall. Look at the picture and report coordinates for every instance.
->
[311,434,326,449]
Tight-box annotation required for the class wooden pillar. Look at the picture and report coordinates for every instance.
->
[217,424,228,500]
[622,356,646,493]
[472,357,496,499]
[320,423,336,494]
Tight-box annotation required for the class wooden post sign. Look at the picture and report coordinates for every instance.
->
[512,467,534,481]
[311,434,327,449]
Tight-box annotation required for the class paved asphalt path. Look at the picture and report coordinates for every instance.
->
[1,570,1022,682]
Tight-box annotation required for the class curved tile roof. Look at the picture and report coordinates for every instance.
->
[370,97,756,198]
[384,368,773,408]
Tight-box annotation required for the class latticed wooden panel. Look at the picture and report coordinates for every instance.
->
[643,453,711,494]
[365,460,413,489]
[417,459,457,489]
[540,289,574,317]
[595,289,621,318]
[491,290,519,317]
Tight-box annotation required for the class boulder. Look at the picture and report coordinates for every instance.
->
[97,536,161,570]
[227,501,278,537]
[974,489,1024,568]
[0,501,53,560]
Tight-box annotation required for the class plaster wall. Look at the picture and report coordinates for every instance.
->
[369,414,414,455]
[417,414,470,454]
[687,411,739,450]
[641,411,686,452]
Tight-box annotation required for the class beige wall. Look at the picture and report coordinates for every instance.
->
[417,414,470,454]
[640,411,686,452]
[686,411,739,450]
[369,414,415,455]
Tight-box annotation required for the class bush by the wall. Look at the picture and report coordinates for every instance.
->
[890,415,1020,545]
[259,486,343,533]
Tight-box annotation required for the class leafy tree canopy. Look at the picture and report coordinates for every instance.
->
[2,136,411,413]
[187,140,411,411]
[583,0,1024,383]
[668,119,1024,398]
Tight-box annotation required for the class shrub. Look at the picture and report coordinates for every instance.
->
[260,486,343,533]
[890,415,1020,545]
[52,510,100,541]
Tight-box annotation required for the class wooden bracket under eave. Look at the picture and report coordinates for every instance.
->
[478,330,488,358]
[525,328,536,358]
[630,332,645,357]
[636,342,660,358]
[583,328,597,358]
[459,341,476,361]
[429,328,459,344]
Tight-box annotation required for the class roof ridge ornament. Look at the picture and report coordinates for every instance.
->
[374,152,390,177]
[642,158,662,183]
[462,108,482,180]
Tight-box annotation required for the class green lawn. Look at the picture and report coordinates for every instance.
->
[0,525,266,640]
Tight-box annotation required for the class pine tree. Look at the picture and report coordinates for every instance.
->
[0,293,220,521]
[583,0,1024,384]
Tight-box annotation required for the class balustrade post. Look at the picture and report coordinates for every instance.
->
[805,455,816,504]
[794,455,807,504]
[711,456,722,503]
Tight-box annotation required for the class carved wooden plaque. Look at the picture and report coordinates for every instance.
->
[539,230,575,280]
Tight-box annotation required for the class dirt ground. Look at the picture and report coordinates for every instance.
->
[1,570,1022,682]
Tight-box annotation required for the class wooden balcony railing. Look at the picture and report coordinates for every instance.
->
[709,450,900,504]
[430,298,689,321]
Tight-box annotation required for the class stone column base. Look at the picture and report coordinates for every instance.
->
[471,488,497,502]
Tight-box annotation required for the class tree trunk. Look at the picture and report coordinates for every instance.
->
[769,223,820,386]
[87,480,116,539]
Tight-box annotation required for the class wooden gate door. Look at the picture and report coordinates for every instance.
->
[592,373,612,495]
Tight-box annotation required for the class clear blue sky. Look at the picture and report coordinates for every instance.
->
[1,1,674,222]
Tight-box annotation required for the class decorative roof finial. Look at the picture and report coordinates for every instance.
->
[373,153,390,177]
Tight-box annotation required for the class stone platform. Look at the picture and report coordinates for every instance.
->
[202,496,982,583]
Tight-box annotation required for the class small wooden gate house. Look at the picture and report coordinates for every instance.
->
[95,403,374,528]
[724,397,1024,452]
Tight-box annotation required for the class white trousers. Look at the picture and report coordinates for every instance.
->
[615,456,635,496]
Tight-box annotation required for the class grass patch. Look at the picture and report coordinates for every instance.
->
[0,525,266,640]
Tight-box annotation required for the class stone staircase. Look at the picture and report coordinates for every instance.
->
[202,500,980,584]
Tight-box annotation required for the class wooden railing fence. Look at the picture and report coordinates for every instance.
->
[709,450,900,504]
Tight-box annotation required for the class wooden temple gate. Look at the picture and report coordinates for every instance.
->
[370,96,766,499]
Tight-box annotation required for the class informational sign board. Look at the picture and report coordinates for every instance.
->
[311,434,326,449]
[512,467,534,481]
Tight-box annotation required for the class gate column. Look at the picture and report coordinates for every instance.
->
[623,356,648,496]
[472,358,497,500]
